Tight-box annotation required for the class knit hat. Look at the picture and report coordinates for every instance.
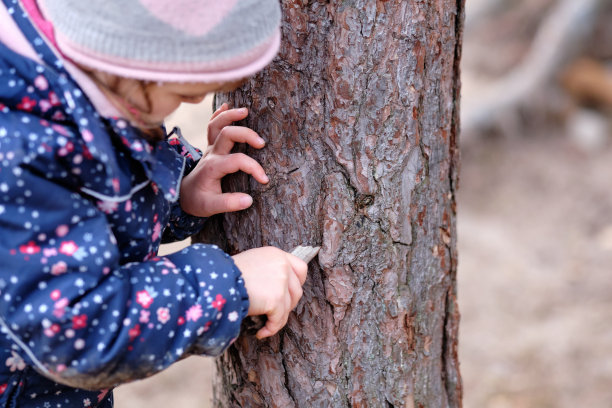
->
[38,0,281,83]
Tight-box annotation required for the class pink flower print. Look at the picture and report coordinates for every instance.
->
[50,289,61,301]
[125,200,132,212]
[17,96,36,112]
[34,75,49,90]
[83,398,92,407]
[163,259,177,269]
[98,389,110,403]
[185,304,203,322]
[177,316,185,326]
[156,307,170,324]
[53,297,69,318]
[0,383,6,394]
[39,99,52,113]
[211,294,226,311]
[0,103,6,111]
[44,324,61,337]
[82,129,94,142]
[5,351,25,372]
[19,241,40,255]
[139,310,150,323]
[128,324,141,341]
[136,290,154,308]
[97,200,118,214]
[55,298,69,308]
[48,91,61,106]
[59,241,78,256]
[51,111,65,121]
[51,261,68,275]
[228,311,239,322]
[72,314,88,330]
[57,141,75,157]
[56,225,69,237]
[51,124,69,136]
[131,140,144,152]
[112,178,120,192]
[44,248,58,257]
[151,222,161,241]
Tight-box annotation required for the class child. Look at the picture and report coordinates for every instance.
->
[0,0,308,407]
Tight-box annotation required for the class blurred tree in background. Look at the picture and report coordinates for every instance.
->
[463,0,611,148]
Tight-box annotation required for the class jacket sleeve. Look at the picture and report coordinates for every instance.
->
[0,163,249,390]
[161,130,206,243]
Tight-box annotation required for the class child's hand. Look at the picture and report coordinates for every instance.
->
[232,247,308,339]
[179,104,269,217]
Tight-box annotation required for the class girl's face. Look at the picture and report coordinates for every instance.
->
[137,82,221,127]
[90,71,246,132]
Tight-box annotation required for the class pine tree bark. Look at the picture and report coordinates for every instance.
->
[196,1,464,406]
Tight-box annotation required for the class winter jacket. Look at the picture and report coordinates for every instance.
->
[0,1,249,407]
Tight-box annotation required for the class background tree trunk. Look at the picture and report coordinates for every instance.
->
[196,1,464,406]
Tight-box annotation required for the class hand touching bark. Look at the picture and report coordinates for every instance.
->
[179,104,269,217]
[232,247,308,339]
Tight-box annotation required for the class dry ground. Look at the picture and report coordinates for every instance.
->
[458,134,612,408]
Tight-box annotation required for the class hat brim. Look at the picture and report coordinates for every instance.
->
[55,29,281,84]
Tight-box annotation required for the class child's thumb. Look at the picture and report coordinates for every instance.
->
[286,253,308,285]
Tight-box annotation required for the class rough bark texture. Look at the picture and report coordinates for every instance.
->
[195,1,464,406]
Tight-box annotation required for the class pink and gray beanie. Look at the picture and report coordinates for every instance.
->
[38,0,281,83]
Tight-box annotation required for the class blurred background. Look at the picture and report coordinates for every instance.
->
[115,0,612,406]
[459,0,612,407]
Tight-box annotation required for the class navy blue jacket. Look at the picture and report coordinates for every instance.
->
[0,1,249,406]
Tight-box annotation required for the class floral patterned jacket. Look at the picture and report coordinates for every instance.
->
[0,1,249,407]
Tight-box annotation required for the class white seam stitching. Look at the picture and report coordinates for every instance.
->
[80,179,150,203]
[0,315,51,376]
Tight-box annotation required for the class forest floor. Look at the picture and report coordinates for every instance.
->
[458,133,612,408]
[113,104,612,407]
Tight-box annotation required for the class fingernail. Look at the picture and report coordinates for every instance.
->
[257,137,266,146]
[240,196,253,207]
[262,174,269,184]
[239,107,247,114]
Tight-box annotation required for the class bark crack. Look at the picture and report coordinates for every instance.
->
[280,335,298,407]
[449,0,465,198]
[440,1,465,404]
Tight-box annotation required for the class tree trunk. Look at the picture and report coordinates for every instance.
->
[196,1,464,406]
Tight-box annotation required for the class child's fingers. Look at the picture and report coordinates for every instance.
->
[212,153,269,185]
[256,293,291,339]
[201,192,254,216]
[210,103,229,121]
[212,126,265,155]
[208,104,229,144]
[286,254,308,286]
[207,107,249,145]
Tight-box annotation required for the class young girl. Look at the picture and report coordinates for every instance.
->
[0,0,308,407]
